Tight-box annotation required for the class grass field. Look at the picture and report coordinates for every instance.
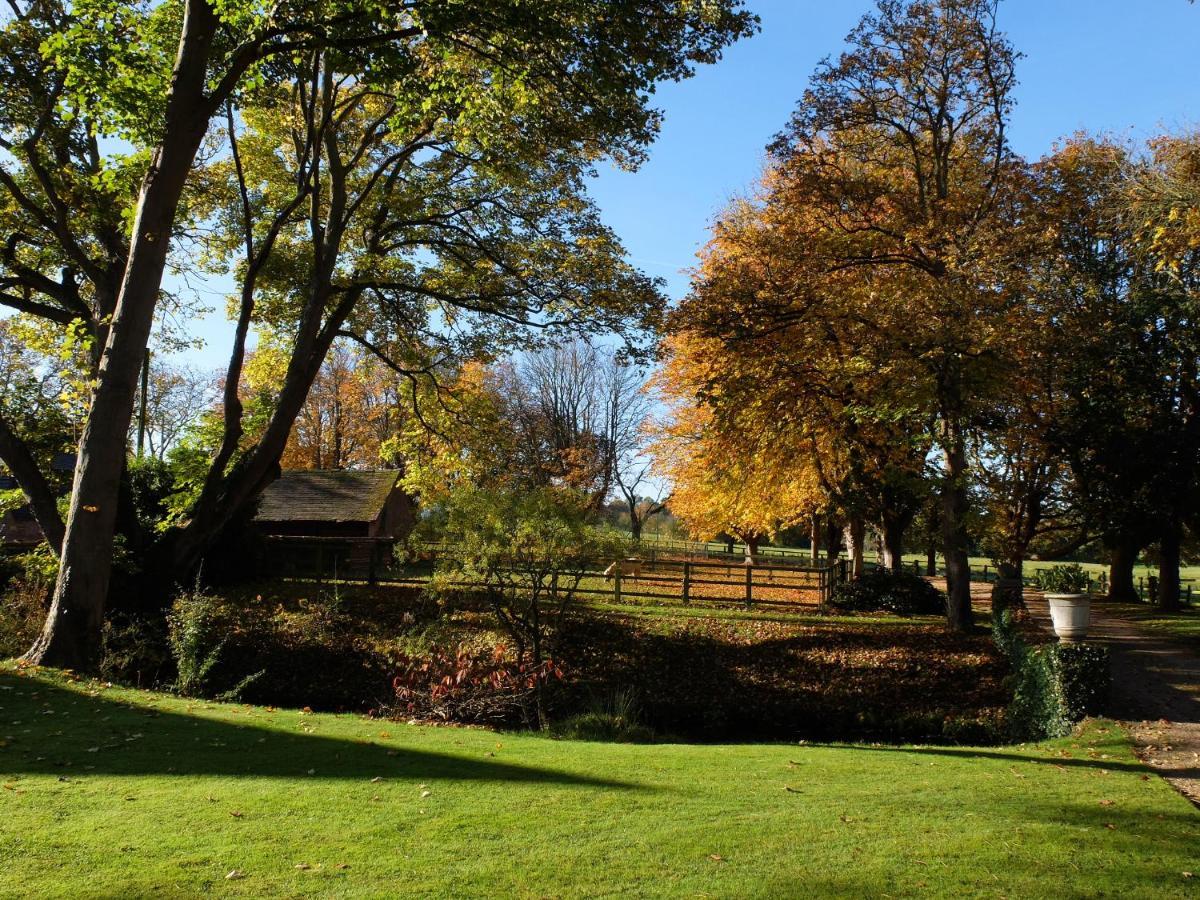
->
[1,664,1197,898]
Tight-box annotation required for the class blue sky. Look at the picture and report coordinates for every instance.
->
[176,0,1200,369]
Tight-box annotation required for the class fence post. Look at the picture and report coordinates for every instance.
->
[744,563,753,610]
[614,571,622,605]
[682,561,691,605]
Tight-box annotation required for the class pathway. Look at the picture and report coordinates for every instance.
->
[1024,592,1200,806]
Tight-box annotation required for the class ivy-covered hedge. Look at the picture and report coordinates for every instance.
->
[993,610,1110,741]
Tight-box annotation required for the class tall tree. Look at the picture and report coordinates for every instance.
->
[17,0,756,668]
[768,0,1023,630]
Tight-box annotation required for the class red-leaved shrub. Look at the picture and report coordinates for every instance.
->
[390,644,563,726]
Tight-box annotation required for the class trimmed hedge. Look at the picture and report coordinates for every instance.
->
[993,610,1110,741]
[830,568,946,616]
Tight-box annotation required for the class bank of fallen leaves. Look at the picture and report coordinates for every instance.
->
[557,611,1008,743]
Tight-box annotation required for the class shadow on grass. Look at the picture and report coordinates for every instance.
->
[0,671,639,789]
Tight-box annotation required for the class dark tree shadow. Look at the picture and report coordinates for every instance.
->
[0,672,638,788]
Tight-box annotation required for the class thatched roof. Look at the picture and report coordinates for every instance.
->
[254,470,400,524]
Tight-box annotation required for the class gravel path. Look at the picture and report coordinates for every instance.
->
[1025,594,1200,806]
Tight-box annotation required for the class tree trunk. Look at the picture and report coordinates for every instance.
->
[844,517,865,578]
[1157,517,1182,612]
[941,429,974,633]
[23,1,219,670]
[880,517,905,574]
[0,412,65,554]
[1107,538,1140,604]
[810,517,821,565]
[824,520,842,565]
[629,514,643,544]
[166,291,358,579]
[925,542,937,577]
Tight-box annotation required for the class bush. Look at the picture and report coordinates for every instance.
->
[167,586,262,700]
[100,613,170,687]
[1035,564,1091,594]
[388,643,561,726]
[830,568,946,616]
[164,585,404,709]
[0,572,46,659]
[993,610,1110,740]
[551,689,656,743]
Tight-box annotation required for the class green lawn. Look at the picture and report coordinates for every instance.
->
[1099,601,1200,648]
[2,664,1196,898]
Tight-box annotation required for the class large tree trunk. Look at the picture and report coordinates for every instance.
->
[1107,537,1140,604]
[809,517,821,565]
[941,428,974,633]
[22,1,219,669]
[844,517,865,578]
[1157,517,1182,612]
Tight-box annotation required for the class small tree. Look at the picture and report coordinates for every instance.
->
[430,486,624,729]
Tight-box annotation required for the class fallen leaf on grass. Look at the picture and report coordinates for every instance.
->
[335,864,350,870]
[1099,799,1114,806]
[229,811,244,818]
[784,786,803,793]
[370,776,383,783]
[708,854,725,862]
[295,863,312,871]
[1105,823,1116,830]
[225,870,244,880]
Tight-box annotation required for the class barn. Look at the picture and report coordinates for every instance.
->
[254,469,416,579]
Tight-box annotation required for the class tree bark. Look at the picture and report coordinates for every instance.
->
[1157,517,1182,612]
[941,428,974,632]
[1107,537,1140,604]
[23,0,219,669]
[880,516,906,574]
[844,517,865,578]
[809,517,821,565]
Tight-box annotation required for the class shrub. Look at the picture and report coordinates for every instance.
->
[389,643,562,726]
[993,610,1110,740]
[167,586,262,700]
[428,485,627,727]
[830,568,946,616]
[552,689,656,743]
[0,572,46,659]
[1035,563,1090,594]
[100,613,170,687]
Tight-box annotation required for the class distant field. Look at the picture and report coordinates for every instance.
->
[636,535,1199,599]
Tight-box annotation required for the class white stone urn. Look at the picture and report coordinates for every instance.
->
[1046,593,1091,643]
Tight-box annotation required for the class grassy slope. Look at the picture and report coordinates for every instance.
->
[2,665,1196,898]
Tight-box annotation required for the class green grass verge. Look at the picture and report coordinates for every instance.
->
[1,664,1196,898]
[1099,602,1200,648]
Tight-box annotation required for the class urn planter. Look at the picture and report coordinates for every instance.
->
[1046,593,1091,643]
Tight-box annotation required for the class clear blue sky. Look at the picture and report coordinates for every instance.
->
[177,0,1199,369]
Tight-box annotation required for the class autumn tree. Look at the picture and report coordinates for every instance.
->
[767,0,1024,630]
[652,330,826,556]
[16,0,756,668]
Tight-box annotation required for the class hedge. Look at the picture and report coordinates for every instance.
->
[993,610,1111,741]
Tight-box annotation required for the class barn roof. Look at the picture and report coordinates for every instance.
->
[255,470,400,524]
